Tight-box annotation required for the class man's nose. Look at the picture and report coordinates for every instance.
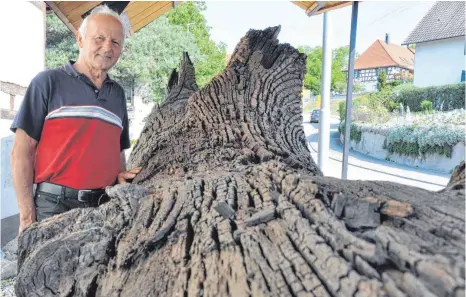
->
[102,39,113,51]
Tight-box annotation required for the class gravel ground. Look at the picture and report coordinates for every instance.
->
[1,278,16,297]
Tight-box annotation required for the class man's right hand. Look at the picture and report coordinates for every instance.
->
[19,210,36,235]
[11,128,39,236]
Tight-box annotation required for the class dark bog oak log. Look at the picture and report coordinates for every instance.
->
[15,27,465,297]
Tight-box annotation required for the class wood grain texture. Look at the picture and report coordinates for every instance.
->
[15,26,465,297]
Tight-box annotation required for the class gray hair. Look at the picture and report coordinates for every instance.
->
[78,5,128,45]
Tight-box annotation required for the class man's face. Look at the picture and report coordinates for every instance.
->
[77,14,124,71]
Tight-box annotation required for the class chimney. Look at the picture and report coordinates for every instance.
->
[385,33,390,44]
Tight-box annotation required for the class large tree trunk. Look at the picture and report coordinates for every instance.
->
[15,27,464,297]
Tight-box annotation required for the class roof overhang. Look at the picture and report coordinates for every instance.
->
[402,34,466,46]
[45,1,357,37]
[292,1,354,17]
[45,1,180,35]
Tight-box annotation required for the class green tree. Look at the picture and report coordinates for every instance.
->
[377,70,387,91]
[45,13,78,69]
[333,81,347,94]
[298,46,322,94]
[298,45,350,95]
[167,2,226,87]
[331,46,349,91]
[112,16,203,103]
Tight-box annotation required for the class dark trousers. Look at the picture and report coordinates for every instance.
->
[34,189,110,222]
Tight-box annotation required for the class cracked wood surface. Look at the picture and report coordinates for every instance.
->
[15,27,465,297]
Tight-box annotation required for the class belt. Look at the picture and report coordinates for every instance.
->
[36,182,106,203]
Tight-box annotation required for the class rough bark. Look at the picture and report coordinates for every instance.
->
[15,26,465,297]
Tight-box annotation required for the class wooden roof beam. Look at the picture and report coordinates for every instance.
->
[132,1,174,32]
[45,1,78,34]
[313,1,353,15]
[307,1,325,16]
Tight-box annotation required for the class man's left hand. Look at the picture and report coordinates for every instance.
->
[118,167,142,184]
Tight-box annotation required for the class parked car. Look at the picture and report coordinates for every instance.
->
[310,109,320,123]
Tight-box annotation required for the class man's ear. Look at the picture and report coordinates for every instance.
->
[76,31,84,49]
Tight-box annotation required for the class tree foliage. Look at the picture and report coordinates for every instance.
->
[45,13,78,69]
[331,46,349,90]
[377,70,387,91]
[167,2,226,87]
[111,16,203,103]
[298,45,350,95]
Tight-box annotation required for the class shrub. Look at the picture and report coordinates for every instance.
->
[334,81,346,94]
[393,82,465,112]
[388,80,403,88]
[393,83,417,95]
[341,109,466,158]
[385,99,399,112]
[366,88,397,111]
[339,101,346,121]
[339,120,362,143]
[357,94,370,107]
[420,100,433,113]
[377,71,387,91]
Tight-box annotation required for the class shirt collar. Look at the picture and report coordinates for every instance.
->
[64,60,115,84]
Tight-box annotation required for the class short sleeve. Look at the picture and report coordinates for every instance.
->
[120,107,131,151]
[10,72,49,142]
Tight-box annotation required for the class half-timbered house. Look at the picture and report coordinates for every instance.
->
[345,34,415,92]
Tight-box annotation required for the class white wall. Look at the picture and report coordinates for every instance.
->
[0,2,45,219]
[0,2,45,88]
[129,96,154,141]
[0,93,25,112]
[340,131,465,173]
[413,36,466,87]
[360,81,377,92]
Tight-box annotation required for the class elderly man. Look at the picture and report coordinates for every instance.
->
[10,5,140,234]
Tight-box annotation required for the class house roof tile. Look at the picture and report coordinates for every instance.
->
[350,40,414,71]
[403,1,465,45]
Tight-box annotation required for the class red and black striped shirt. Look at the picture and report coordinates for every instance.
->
[11,61,131,190]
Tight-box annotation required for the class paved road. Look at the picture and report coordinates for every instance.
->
[302,114,450,192]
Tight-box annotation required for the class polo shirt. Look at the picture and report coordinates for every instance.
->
[10,61,131,190]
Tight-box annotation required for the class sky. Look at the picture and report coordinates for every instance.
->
[202,1,436,55]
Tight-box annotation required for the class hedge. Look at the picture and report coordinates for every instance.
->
[339,120,362,143]
[393,82,465,112]
[339,109,466,158]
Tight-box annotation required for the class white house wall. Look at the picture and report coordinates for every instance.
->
[413,36,466,87]
[0,2,45,88]
[360,81,377,92]
[0,2,45,219]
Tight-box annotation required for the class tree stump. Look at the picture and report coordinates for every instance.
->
[15,27,465,297]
